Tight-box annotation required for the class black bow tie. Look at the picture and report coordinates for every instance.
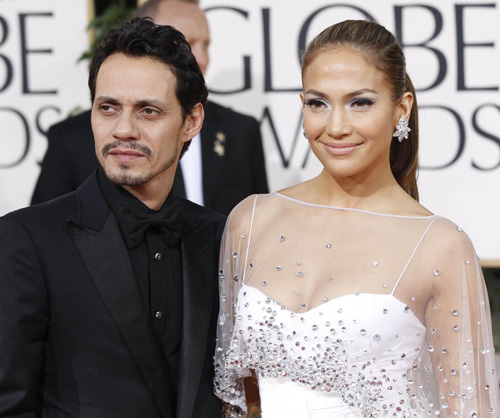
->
[117,199,184,249]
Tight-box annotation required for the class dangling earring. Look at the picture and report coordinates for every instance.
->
[302,125,308,139]
[393,118,411,142]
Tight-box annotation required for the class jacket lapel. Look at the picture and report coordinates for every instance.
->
[176,205,216,418]
[201,102,226,208]
[69,173,174,418]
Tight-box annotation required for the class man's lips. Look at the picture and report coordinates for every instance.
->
[107,148,145,162]
[322,142,362,156]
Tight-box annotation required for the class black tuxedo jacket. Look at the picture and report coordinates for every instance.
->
[0,172,225,418]
[31,101,268,215]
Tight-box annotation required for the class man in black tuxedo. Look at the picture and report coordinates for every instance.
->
[0,18,224,418]
[31,0,268,216]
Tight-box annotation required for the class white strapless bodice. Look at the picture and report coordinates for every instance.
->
[235,284,427,417]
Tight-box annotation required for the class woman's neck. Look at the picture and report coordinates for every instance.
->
[278,167,431,216]
[310,169,402,208]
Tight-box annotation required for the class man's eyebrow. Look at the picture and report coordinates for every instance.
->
[94,96,119,105]
[135,99,165,108]
[93,97,166,109]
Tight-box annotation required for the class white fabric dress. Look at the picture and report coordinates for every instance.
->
[214,193,500,417]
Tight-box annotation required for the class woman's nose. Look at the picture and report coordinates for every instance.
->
[325,109,352,139]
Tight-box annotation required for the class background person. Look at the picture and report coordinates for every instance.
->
[31,0,268,216]
[214,19,500,417]
[0,18,224,418]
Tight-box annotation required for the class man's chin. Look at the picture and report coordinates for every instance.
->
[103,167,151,187]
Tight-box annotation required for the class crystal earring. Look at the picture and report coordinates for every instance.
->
[393,118,411,142]
[302,125,308,139]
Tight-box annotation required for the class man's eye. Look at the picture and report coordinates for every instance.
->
[143,108,158,115]
[100,105,113,112]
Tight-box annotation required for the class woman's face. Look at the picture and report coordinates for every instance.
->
[301,47,412,181]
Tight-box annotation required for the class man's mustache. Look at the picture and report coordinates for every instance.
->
[101,141,152,158]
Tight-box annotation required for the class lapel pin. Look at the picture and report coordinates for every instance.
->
[213,132,226,157]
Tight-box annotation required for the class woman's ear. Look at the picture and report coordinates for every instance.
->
[398,91,413,121]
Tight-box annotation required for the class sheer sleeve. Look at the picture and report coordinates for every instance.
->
[412,220,499,417]
[214,195,257,417]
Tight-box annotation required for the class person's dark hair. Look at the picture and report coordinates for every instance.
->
[302,20,419,200]
[88,17,207,156]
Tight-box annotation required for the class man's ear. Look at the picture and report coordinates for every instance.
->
[181,103,204,143]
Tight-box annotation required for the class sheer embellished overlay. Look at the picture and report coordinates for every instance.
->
[214,193,499,417]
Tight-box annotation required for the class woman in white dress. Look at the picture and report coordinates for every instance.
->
[214,20,500,417]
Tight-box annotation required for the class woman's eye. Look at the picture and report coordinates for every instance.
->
[305,99,327,109]
[351,98,374,108]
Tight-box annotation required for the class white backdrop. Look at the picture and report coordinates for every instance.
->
[0,0,90,214]
[1,0,499,260]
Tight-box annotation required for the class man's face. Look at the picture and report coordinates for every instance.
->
[91,53,193,193]
[154,2,210,74]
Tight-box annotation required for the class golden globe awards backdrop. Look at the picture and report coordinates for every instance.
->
[0,0,499,261]
[0,0,90,214]
[201,0,500,261]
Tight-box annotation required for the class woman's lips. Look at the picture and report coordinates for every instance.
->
[322,142,362,156]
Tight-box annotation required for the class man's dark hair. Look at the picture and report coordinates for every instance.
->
[88,17,207,156]
[88,17,207,117]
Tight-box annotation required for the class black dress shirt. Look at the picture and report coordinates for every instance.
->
[98,169,183,407]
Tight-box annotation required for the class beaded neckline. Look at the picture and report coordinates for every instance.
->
[240,283,426,329]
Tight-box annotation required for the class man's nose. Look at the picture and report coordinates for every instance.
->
[112,111,139,140]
